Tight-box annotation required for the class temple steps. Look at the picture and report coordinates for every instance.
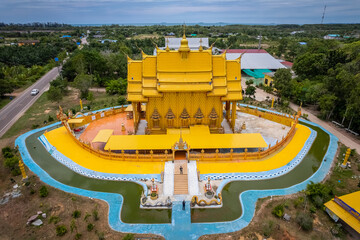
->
[174,160,188,195]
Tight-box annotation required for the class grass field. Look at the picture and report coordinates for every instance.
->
[1,89,120,139]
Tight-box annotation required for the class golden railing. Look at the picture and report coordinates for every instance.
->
[58,105,300,162]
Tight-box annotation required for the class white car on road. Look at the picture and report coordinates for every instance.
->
[31,89,39,96]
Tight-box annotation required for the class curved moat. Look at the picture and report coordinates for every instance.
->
[23,122,329,224]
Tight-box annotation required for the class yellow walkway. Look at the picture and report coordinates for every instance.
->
[45,127,164,174]
[44,124,310,175]
[197,124,311,174]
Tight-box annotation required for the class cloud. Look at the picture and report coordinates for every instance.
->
[0,0,358,24]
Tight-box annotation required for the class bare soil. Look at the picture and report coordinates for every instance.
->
[0,168,164,240]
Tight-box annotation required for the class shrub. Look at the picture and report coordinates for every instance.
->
[306,181,332,205]
[2,146,12,155]
[72,210,81,219]
[87,92,94,102]
[70,219,76,233]
[122,234,134,240]
[313,195,324,208]
[11,168,21,176]
[87,223,94,231]
[262,220,274,237]
[84,212,91,221]
[49,216,60,224]
[3,151,14,158]
[4,156,21,176]
[97,231,105,240]
[117,96,127,105]
[357,164,360,171]
[48,115,54,122]
[56,225,68,236]
[75,233,82,240]
[93,209,99,221]
[272,204,284,218]
[310,206,317,213]
[294,196,304,208]
[4,156,19,169]
[296,212,313,231]
[39,186,49,197]
[32,124,40,129]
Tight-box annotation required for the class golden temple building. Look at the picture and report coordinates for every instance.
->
[127,34,242,134]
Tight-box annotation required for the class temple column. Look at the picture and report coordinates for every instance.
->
[231,101,237,131]
[225,101,230,120]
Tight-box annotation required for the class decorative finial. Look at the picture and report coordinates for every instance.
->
[183,24,186,38]
[199,38,203,51]
[166,38,170,51]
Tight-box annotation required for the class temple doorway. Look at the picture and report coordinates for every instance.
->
[174,150,187,160]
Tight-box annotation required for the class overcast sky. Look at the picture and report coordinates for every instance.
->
[0,0,359,25]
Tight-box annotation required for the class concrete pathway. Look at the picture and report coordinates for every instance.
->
[251,86,360,153]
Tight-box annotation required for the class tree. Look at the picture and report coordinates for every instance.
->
[319,94,337,120]
[74,74,93,99]
[0,75,14,97]
[293,53,328,79]
[105,78,127,95]
[47,86,63,102]
[273,68,292,98]
[245,85,256,98]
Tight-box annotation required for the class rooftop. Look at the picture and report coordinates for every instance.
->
[223,49,286,70]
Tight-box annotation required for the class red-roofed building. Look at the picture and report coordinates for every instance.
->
[280,61,293,68]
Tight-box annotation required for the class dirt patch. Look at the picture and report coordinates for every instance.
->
[0,170,164,240]
[44,109,51,114]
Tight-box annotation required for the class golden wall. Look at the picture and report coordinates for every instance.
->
[146,92,223,131]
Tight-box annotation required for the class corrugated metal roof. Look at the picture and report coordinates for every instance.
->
[226,52,286,70]
[166,37,209,49]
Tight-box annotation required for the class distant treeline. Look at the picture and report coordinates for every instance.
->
[0,22,72,30]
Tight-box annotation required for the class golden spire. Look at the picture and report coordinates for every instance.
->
[179,25,190,52]
[199,38,203,51]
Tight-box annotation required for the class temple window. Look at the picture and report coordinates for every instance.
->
[165,108,176,128]
[180,108,190,128]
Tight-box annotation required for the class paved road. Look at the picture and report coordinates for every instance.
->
[0,66,61,138]
[249,84,360,153]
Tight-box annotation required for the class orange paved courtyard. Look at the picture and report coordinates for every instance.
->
[79,113,134,143]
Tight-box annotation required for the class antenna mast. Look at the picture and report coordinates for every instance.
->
[321,4,327,24]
